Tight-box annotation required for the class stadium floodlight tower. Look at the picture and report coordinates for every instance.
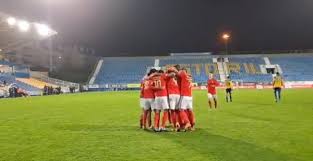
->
[17,20,30,32]
[1,12,58,72]
[6,17,17,26]
[34,23,57,37]
[222,33,230,55]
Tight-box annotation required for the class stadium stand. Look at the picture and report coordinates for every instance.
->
[227,56,272,83]
[158,56,219,83]
[16,78,55,89]
[270,55,313,81]
[0,73,41,95]
[91,54,313,88]
[94,57,155,84]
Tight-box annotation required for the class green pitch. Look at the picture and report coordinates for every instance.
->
[0,89,312,161]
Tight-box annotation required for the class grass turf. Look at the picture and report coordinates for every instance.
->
[0,89,312,161]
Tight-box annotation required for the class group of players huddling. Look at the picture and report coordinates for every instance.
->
[139,65,195,132]
[139,65,226,132]
[139,64,284,132]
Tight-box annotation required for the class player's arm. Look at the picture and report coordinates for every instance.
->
[165,72,176,78]
[147,73,161,79]
[167,67,178,73]
[162,73,175,82]
[215,80,220,87]
[140,85,144,98]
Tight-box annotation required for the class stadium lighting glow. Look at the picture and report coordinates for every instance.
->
[18,20,30,32]
[35,23,52,37]
[7,17,16,26]
[222,33,230,40]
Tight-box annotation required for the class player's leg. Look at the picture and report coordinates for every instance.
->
[225,89,229,102]
[208,93,213,108]
[185,97,195,131]
[153,97,162,132]
[278,88,281,101]
[169,95,178,130]
[147,109,152,128]
[168,110,172,124]
[154,109,161,132]
[140,98,145,128]
[142,99,148,129]
[170,110,176,129]
[174,95,181,131]
[159,97,169,131]
[142,110,148,129]
[213,95,218,108]
[140,109,144,128]
[274,88,278,102]
[180,96,191,130]
[161,109,169,131]
[142,99,153,129]
[229,89,232,102]
[186,110,195,131]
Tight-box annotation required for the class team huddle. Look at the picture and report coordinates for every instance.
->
[139,65,226,132]
[139,64,284,132]
[139,65,195,132]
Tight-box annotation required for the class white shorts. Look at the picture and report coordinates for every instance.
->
[154,96,169,111]
[168,94,180,110]
[208,93,217,99]
[180,96,193,110]
[140,98,145,109]
[142,98,155,110]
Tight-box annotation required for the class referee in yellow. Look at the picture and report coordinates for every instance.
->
[225,76,233,102]
[273,72,284,102]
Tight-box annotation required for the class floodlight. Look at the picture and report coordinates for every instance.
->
[18,20,30,32]
[35,23,52,37]
[7,17,16,26]
[222,34,230,40]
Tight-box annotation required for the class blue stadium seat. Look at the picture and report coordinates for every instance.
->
[94,57,155,84]
[92,55,313,85]
[270,55,313,81]
[159,56,218,83]
[228,57,271,83]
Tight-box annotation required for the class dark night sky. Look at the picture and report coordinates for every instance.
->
[1,0,313,56]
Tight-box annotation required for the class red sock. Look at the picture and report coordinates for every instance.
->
[140,114,143,127]
[161,111,169,128]
[170,110,177,127]
[143,111,148,128]
[187,110,195,127]
[176,110,183,127]
[147,110,152,127]
[154,112,160,129]
[179,110,190,125]
[168,111,172,124]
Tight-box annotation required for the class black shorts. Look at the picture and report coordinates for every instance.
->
[274,87,281,92]
[226,88,232,93]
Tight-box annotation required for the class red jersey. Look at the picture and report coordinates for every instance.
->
[167,77,180,95]
[143,79,155,99]
[152,74,168,97]
[207,78,219,94]
[178,71,192,97]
